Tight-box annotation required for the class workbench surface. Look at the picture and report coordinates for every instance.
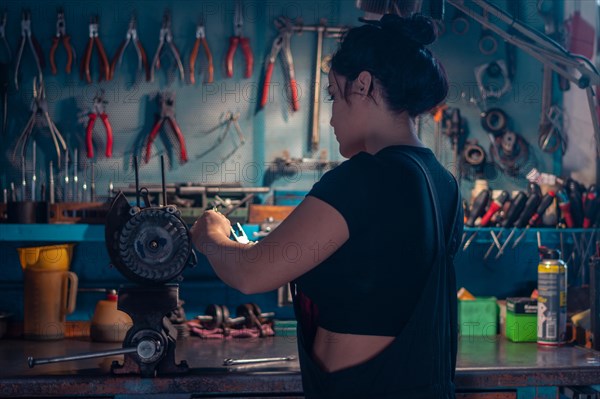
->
[0,335,599,397]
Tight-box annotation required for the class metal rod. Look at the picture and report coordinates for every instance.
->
[223,355,296,366]
[134,155,140,208]
[64,150,69,202]
[21,155,26,201]
[160,155,167,206]
[28,347,138,368]
[49,161,55,204]
[90,162,96,202]
[73,148,79,202]
[31,141,36,201]
[310,23,325,154]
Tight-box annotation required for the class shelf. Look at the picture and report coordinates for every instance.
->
[0,224,105,242]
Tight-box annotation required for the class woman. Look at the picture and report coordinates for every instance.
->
[191,13,463,398]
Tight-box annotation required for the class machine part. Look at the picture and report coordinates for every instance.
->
[474,60,511,100]
[538,105,567,154]
[28,346,138,368]
[489,131,529,177]
[481,108,508,135]
[197,304,226,330]
[478,10,497,55]
[463,141,485,166]
[451,9,470,35]
[223,356,296,366]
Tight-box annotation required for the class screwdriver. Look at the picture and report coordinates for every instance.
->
[556,189,574,228]
[566,178,584,227]
[583,185,598,228]
[495,191,542,259]
[463,190,510,251]
[460,189,491,246]
[511,191,556,249]
[483,191,528,259]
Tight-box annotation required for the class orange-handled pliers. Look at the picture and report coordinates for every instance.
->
[145,92,188,164]
[80,15,110,83]
[225,0,253,78]
[261,17,299,112]
[110,15,149,81]
[49,8,75,75]
[86,90,113,158]
[189,18,213,84]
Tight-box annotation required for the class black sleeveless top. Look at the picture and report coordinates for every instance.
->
[293,145,463,398]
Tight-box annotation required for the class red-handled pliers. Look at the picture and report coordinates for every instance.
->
[225,0,253,78]
[261,17,299,111]
[80,15,110,83]
[86,91,113,158]
[145,91,188,164]
[49,8,75,75]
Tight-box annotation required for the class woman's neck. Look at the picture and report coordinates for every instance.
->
[364,113,423,154]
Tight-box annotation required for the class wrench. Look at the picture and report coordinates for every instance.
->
[223,355,296,366]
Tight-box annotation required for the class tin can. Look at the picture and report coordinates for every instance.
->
[537,247,567,345]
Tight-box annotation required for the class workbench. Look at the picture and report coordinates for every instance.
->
[0,335,599,398]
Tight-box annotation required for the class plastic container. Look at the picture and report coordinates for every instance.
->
[506,297,537,342]
[90,290,132,342]
[458,296,498,339]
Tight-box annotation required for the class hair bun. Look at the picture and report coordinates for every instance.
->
[379,14,437,46]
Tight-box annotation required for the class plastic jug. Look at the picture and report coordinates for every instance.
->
[17,244,78,340]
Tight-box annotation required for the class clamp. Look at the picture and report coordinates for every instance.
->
[86,91,113,158]
[80,15,110,83]
[189,17,213,84]
[110,15,149,81]
[49,8,75,75]
[261,17,299,111]
[145,92,188,164]
[150,11,185,83]
[13,78,66,165]
[225,0,253,78]
[15,9,45,91]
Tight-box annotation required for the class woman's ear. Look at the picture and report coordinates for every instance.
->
[355,71,372,95]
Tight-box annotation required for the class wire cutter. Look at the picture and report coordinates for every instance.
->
[49,8,75,75]
[189,17,213,84]
[110,15,149,81]
[225,0,253,78]
[145,92,188,164]
[80,15,110,83]
[15,9,45,91]
[150,11,185,83]
[86,90,113,158]
[13,78,66,165]
[260,17,299,112]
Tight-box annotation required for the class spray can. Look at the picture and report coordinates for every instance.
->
[537,247,567,345]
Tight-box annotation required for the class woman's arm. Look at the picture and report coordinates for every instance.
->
[191,196,349,294]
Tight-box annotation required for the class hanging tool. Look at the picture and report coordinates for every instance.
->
[145,92,188,164]
[189,17,213,84]
[511,191,556,249]
[13,78,66,165]
[14,9,44,91]
[442,107,463,179]
[463,190,510,251]
[483,191,528,259]
[110,14,149,81]
[495,191,543,259]
[86,90,113,158]
[225,0,253,78]
[556,189,575,228]
[460,189,491,246]
[49,8,75,75]
[80,15,110,83]
[566,178,584,227]
[260,17,299,112]
[150,10,185,83]
[194,112,246,163]
[583,185,599,228]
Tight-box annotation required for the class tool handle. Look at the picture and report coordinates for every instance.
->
[202,39,214,84]
[260,61,275,108]
[95,38,110,81]
[289,78,299,112]
[86,113,97,158]
[501,191,527,228]
[240,37,253,78]
[528,191,555,227]
[135,40,150,82]
[583,187,599,228]
[100,113,113,158]
[480,201,500,227]
[31,35,46,69]
[167,118,188,163]
[225,36,239,78]
[514,193,541,228]
[49,37,60,75]
[466,189,490,227]
[145,119,163,163]
[109,40,127,80]
[63,36,74,74]
[189,39,201,85]
[81,39,93,83]
[62,272,78,316]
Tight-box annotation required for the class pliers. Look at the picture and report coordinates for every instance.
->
[145,92,188,164]
[260,17,299,112]
[15,9,45,91]
[189,17,213,84]
[225,0,253,78]
[49,8,75,75]
[86,90,113,158]
[13,78,66,165]
[80,15,110,83]
[150,10,185,83]
[110,15,149,81]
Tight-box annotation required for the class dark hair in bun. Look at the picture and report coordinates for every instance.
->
[331,13,447,117]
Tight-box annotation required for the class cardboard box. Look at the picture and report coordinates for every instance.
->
[458,296,498,339]
[505,297,537,342]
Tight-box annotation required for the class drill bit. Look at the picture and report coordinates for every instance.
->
[31,141,36,201]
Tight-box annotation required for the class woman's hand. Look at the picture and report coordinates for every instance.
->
[190,210,232,253]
